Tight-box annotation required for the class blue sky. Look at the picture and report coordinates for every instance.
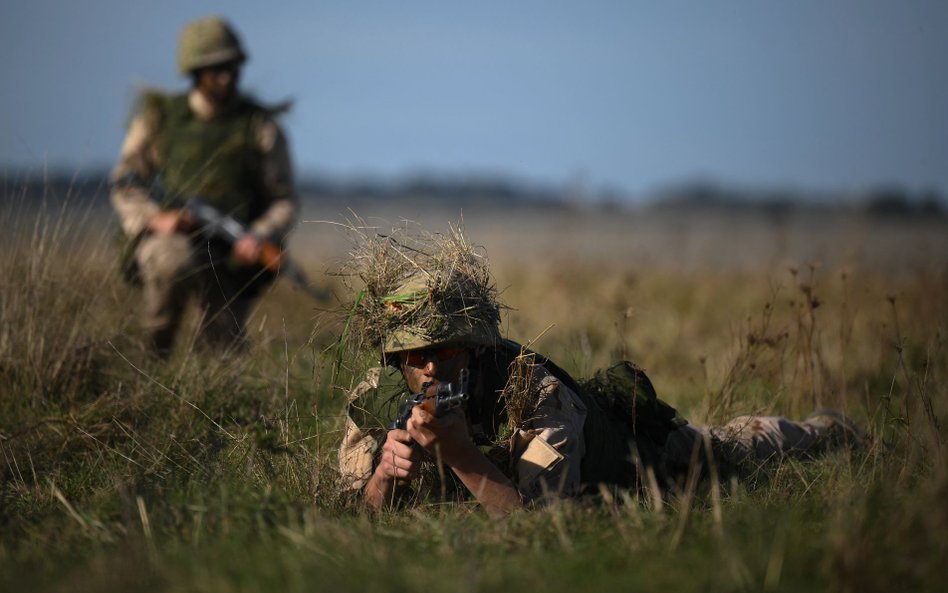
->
[1,1,946,198]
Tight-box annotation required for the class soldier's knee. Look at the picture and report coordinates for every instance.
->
[137,234,193,282]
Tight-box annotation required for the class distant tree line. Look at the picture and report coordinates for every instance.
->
[651,180,945,219]
[4,166,944,218]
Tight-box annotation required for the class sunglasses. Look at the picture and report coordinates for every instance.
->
[202,60,241,75]
[399,346,467,368]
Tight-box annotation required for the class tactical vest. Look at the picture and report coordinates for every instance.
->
[149,93,268,224]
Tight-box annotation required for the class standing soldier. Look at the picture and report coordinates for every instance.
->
[111,16,297,357]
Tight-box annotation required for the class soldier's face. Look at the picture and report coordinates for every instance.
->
[196,61,241,103]
[398,346,470,394]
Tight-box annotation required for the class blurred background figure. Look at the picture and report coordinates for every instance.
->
[110,15,297,358]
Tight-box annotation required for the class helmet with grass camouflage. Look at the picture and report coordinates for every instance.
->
[379,271,502,354]
[337,222,504,360]
[177,16,247,75]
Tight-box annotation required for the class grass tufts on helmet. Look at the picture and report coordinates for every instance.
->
[335,217,504,364]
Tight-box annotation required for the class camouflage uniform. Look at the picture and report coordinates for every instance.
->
[335,231,862,506]
[340,359,588,504]
[339,348,861,503]
[111,17,296,354]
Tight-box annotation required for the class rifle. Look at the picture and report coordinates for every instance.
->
[177,197,327,301]
[389,369,470,430]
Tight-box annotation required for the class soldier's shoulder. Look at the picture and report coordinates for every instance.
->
[347,365,404,404]
[238,94,293,120]
[133,88,185,112]
[127,88,186,129]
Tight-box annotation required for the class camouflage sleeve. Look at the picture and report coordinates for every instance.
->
[338,417,381,493]
[249,118,297,242]
[337,367,405,493]
[512,371,587,504]
[110,114,161,237]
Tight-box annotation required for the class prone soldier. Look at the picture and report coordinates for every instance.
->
[337,225,864,517]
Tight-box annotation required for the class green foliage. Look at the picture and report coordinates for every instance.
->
[1,198,946,592]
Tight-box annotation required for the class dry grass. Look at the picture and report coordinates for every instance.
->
[1,192,946,592]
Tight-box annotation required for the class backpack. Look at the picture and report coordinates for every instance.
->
[497,341,686,491]
[577,361,686,490]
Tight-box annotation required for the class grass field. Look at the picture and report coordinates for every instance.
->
[1,193,946,592]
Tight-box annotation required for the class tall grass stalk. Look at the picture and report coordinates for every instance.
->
[1,193,946,592]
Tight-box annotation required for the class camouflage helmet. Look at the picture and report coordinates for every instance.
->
[379,271,502,354]
[177,16,247,76]
[338,223,504,360]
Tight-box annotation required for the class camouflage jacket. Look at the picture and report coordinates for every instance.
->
[338,351,589,505]
[110,89,296,242]
[338,341,685,504]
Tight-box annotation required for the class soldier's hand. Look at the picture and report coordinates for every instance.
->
[233,234,263,266]
[376,428,423,482]
[148,210,193,235]
[407,406,474,467]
